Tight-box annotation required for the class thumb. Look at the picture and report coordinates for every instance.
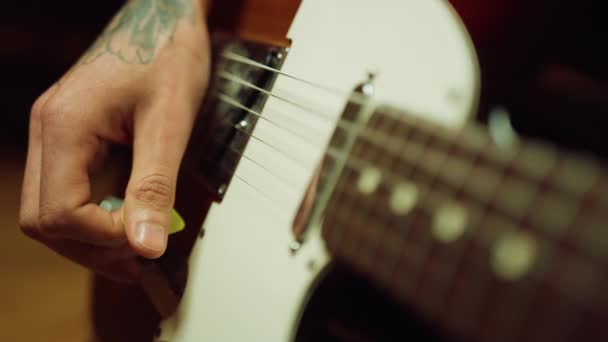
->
[124,100,195,259]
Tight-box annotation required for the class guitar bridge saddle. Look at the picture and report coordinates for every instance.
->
[183,35,289,201]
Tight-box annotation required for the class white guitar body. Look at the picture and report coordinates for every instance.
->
[159,1,479,340]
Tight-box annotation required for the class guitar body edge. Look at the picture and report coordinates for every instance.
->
[160,0,479,341]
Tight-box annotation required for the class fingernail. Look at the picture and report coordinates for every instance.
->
[136,222,167,252]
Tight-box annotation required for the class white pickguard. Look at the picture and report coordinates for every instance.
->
[158,0,479,341]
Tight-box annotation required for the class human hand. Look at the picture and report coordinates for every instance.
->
[19,0,210,282]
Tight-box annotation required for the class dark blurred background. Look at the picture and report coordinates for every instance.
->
[0,0,606,341]
[1,2,122,341]
[2,1,123,148]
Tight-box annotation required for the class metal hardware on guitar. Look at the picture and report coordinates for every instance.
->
[183,38,289,202]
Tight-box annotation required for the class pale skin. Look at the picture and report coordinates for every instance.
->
[19,0,211,282]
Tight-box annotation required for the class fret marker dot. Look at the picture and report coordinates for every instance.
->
[357,167,382,195]
[492,231,537,281]
[390,183,418,215]
[432,203,468,243]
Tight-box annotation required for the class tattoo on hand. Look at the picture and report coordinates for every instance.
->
[81,0,194,65]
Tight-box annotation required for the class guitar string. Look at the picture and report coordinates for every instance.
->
[232,122,311,170]
[221,51,370,105]
[215,91,325,149]
[212,54,469,214]
[215,68,446,160]
[226,141,303,190]
[211,85,447,196]
[221,114,518,289]
[215,58,498,322]
[217,56,548,300]
[221,51,467,180]
[221,52,467,147]
[221,53,607,321]
[213,88,563,260]
[214,95,451,209]
[218,71,337,123]
[213,86,455,186]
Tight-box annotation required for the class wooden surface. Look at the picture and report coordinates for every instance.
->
[208,0,301,46]
[0,150,92,341]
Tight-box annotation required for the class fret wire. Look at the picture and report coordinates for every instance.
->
[348,138,395,274]
[325,168,360,260]
[326,175,353,251]
[338,119,576,338]
[483,212,559,340]
[359,115,415,281]
[465,160,536,340]
[425,195,471,314]
[343,171,372,265]
[344,136,434,292]
[443,136,502,335]
[409,130,457,299]
[463,135,514,339]
[347,116,418,284]
[334,156,367,269]
[319,102,377,269]
[432,135,484,317]
[392,125,439,295]
[394,121,466,318]
[436,153,486,330]
[486,147,572,340]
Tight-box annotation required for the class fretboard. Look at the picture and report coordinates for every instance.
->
[321,105,608,341]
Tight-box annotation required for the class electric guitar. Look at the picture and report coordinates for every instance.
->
[93,1,608,341]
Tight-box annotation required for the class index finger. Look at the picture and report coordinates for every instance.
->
[39,107,125,247]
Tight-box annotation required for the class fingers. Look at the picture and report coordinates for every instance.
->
[21,87,138,283]
[37,97,125,247]
[42,237,141,283]
[20,86,56,238]
[124,98,195,259]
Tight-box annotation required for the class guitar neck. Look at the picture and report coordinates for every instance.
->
[321,105,608,341]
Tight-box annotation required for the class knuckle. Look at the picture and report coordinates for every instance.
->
[31,87,55,118]
[38,96,71,127]
[30,97,45,122]
[130,173,174,209]
[38,204,69,236]
[18,214,42,240]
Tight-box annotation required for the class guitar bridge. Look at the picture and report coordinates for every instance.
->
[183,36,289,201]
